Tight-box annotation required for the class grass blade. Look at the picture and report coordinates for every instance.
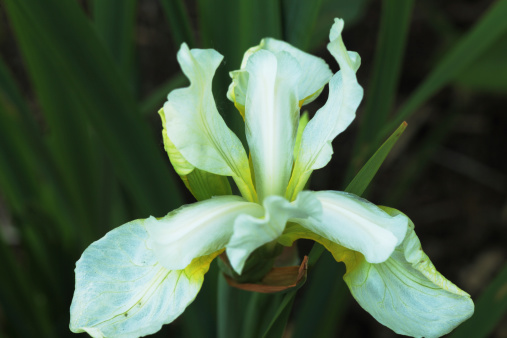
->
[282,0,325,49]
[293,252,348,338]
[4,0,183,217]
[346,122,407,196]
[382,0,507,138]
[160,0,196,47]
[351,0,413,176]
[261,291,296,338]
[92,0,138,88]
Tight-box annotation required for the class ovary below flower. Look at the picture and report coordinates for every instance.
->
[70,19,473,338]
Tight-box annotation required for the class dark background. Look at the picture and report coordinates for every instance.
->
[0,0,505,337]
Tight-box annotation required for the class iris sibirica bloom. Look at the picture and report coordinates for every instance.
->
[70,19,473,338]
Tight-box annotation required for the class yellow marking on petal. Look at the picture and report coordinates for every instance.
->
[184,249,224,279]
[278,223,364,273]
[158,108,194,176]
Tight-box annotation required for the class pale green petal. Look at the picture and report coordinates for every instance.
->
[227,69,249,119]
[227,191,320,274]
[295,191,407,263]
[286,18,364,200]
[163,43,256,202]
[261,38,332,105]
[70,219,218,338]
[182,168,232,201]
[158,107,194,176]
[293,111,309,160]
[228,38,332,108]
[243,50,300,199]
[145,196,263,271]
[344,207,474,337]
[158,107,231,201]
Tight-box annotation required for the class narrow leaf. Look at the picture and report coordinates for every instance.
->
[282,0,325,49]
[160,0,196,47]
[382,0,507,137]
[4,0,183,216]
[346,121,407,197]
[92,0,138,87]
[351,0,413,176]
[261,291,296,338]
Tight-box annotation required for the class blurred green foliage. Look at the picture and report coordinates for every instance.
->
[0,0,506,337]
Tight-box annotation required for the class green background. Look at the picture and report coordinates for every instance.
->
[0,0,506,336]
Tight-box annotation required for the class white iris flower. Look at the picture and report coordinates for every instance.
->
[70,19,473,338]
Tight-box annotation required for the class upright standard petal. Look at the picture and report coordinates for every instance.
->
[287,18,364,200]
[243,50,301,199]
[285,191,407,264]
[163,44,256,202]
[70,220,219,338]
[145,196,264,271]
[228,38,332,108]
[226,191,321,274]
[344,207,474,338]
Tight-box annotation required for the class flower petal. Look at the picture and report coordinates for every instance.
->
[158,107,231,201]
[294,191,407,264]
[145,196,263,271]
[70,219,218,338]
[243,49,301,199]
[228,38,332,108]
[287,18,364,200]
[227,191,320,274]
[344,207,474,337]
[163,43,256,201]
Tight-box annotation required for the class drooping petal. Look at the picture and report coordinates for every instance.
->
[243,50,301,199]
[145,196,263,271]
[228,38,332,109]
[344,207,474,338]
[288,191,407,264]
[163,44,256,202]
[287,18,364,200]
[70,219,219,338]
[227,191,320,274]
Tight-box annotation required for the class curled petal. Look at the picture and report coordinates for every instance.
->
[228,38,332,108]
[289,191,407,264]
[146,196,263,271]
[227,191,320,274]
[163,44,256,201]
[344,207,474,338]
[70,220,218,338]
[287,18,364,200]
